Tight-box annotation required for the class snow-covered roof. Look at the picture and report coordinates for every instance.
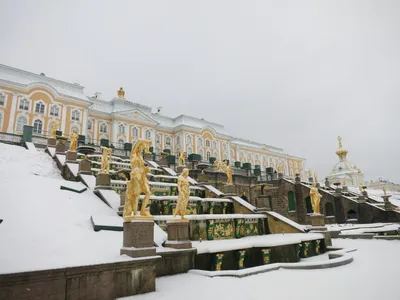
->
[0,64,88,101]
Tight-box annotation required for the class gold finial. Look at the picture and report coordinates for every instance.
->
[383,187,387,196]
[337,136,343,148]
[343,177,347,186]
[117,87,125,99]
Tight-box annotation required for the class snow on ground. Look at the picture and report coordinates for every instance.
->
[0,143,130,274]
[123,239,400,300]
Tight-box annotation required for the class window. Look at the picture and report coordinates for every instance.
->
[87,120,92,130]
[188,147,193,155]
[231,150,235,161]
[118,124,125,134]
[0,93,5,106]
[294,162,298,168]
[166,136,171,145]
[214,152,218,159]
[16,116,28,132]
[19,98,29,111]
[206,151,211,161]
[288,191,296,211]
[176,136,180,145]
[247,154,252,162]
[289,161,293,167]
[187,135,192,144]
[71,110,80,121]
[33,119,43,134]
[145,130,151,139]
[50,105,59,116]
[206,139,210,147]
[212,140,217,149]
[100,123,107,133]
[132,127,139,137]
[198,137,203,147]
[156,134,160,144]
[35,102,45,114]
[222,143,226,151]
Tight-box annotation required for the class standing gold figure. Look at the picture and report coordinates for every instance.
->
[50,123,57,139]
[69,129,79,152]
[123,139,152,220]
[308,169,312,178]
[100,146,112,174]
[214,161,233,185]
[278,163,284,174]
[314,172,319,184]
[178,151,186,167]
[310,183,322,214]
[117,87,125,99]
[174,168,190,219]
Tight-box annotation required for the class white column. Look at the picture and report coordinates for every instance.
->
[7,93,19,133]
[81,108,88,136]
[61,105,68,133]
[112,120,118,144]
[93,119,98,143]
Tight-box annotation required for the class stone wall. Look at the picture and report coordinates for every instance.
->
[156,249,196,277]
[0,258,159,300]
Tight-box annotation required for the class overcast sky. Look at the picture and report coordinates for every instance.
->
[1,0,399,183]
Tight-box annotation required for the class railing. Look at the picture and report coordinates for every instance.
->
[0,132,23,145]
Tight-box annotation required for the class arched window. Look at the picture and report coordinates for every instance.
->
[100,123,107,133]
[165,136,171,145]
[16,116,28,132]
[118,124,125,134]
[205,139,210,147]
[247,154,252,163]
[212,140,217,149]
[222,143,227,151]
[188,147,193,155]
[156,134,161,144]
[187,135,192,144]
[0,93,5,106]
[206,151,211,161]
[71,110,80,121]
[294,162,298,168]
[347,209,358,220]
[87,120,92,130]
[132,127,139,137]
[19,98,29,111]
[214,151,218,159]
[35,102,45,114]
[50,105,59,117]
[198,137,203,147]
[325,203,334,216]
[288,191,296,211]
[145,130,151,139]
[33,119,43,134]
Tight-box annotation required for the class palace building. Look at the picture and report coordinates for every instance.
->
[0,64,305,178]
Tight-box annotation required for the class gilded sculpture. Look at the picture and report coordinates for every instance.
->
[277,163,284,174]
[178,151,186,167]
[69,129,79,152]
[383,187,387,196]
[174,168,190,219]
[343,177,347,186]
[100,146,112,174]
[314,172,318,183]
[214,160,233,185]
[123,139,153,220]
[310,182,322,214]
[50,122,57,139]
[338,136,343,148]
[308,169,312,178]
[117,87,125,99]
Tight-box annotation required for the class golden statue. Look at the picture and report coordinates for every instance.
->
[278,163,284,174]
[123,139,153,220]
[383,187,387,196]
[100,146,112,174]
[308,169,312,178]
[214,161,233,185]
[310,183,322,214]
[117,87,125,99]
[69,129,79,152]
[343,177,347,186]
[338,136,343,148]
[174,168,190,219]
[359,185,363,193]
[50,123,57,139]
[178,151,186,167]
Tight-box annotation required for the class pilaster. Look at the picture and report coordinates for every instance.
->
[7,93,19,133]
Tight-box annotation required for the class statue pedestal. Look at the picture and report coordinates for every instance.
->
[78,158,92,175]
[55,141,66,154]
[198,172,208,184]
[66,150,77,163]
[278,172,283,179]
[144,153,152,161]
[310,214,327,231]
[95,173,111,190]
[159,157,169,167]
[47,138,56,148]
[177,166,185,174]
[357,195,366,203]
[165,219,192,249]
[382,195,392,211]
[223,184,236,195]
[120,220,156,258]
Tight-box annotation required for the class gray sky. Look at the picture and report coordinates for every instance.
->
[1,0,399,183]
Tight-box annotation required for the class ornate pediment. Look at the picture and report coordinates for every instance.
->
[115,109,158,125]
